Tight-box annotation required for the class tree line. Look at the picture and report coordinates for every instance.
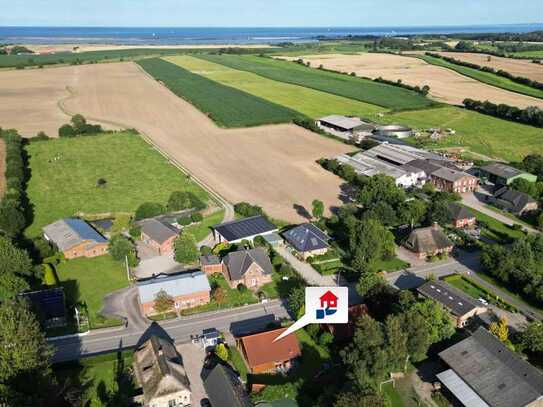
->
[426,52,543,91]
[463,98,543,128]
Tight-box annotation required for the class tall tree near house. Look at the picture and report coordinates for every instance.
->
[154,290,175,315]
[311,199,324,220]
[174,232,199,264]
[349,218,395,272]
[0,236,33,300]
[519,321,543,353]
[0,301,54,405]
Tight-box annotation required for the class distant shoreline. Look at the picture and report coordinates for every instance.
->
[18,44,273,53]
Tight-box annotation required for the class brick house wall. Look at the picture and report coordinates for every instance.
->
[202,263,223,275]
[415,245,453,259]
[223,262,272,290]
[456,306,487,328]
[141,233,176,255]
[453,217,476,229]
[301,247,328,260]
[431,175,478,193]
[63,241,108,259]
[140,290,210,316]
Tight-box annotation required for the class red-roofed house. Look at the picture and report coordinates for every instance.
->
[236,327,302,374]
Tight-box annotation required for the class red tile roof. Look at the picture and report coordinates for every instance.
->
[239,327,301,368]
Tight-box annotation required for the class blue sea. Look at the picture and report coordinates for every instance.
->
[0,24,542,45]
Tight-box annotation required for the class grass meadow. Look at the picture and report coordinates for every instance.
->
[138,57,302,127]
[25,132,208,236]
[378,106,543,161]
[165,55,386,119]
[197,54,434,110]
[418,54,543,99]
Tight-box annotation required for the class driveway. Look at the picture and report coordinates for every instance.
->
[177,343,208,405]
[275,245,335,286]
[101,286,149,331]
[133,252,182,280]
[462,190,539,234]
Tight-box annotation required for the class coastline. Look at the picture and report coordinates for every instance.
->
[19,43,272,53]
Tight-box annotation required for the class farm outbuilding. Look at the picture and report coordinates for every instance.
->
[480,162,537,186]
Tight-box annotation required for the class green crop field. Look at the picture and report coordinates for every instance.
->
[25,132,208,236]
[196,54,435,110]
[377,106,543,161]
[417,54,543,99]
[512,51,543,58]
[137,57,302,127]
[165,55,386,118]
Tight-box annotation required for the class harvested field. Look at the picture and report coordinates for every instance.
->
[278,53,543,109]
[0,67,116,137]
[164,55,385,119]
[4,62,349,222]
[0,139,5,198]
[437,52,543,83]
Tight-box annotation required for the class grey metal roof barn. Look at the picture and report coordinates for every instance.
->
[212,216,277,243]
[405,224,453,254]
[203,364,252,407]
[494,188,537,214]
[137,271,211,303]
[223,248,273,280]
[43,218,107,251]
[133,335,191,405]
[140,219,178,244]
[481,163,523,179]
[283,223,330,253]
[438,327,543,407]
[417,280,481,317]
[317,115,373,132]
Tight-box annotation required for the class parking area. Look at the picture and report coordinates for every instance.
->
[177,343,209,405]
[132,251,182,279]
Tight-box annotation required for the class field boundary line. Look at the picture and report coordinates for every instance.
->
[56,70,234,242]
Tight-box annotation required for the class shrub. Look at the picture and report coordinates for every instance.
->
[177,216,192,226]
[319,331,334,346]
[237,283,248,292]
[134,202,166,220]
[190,212,203,223]
[129,225,142,239]
[200,245,212,255]
[174,233,199,264]
[43,263,59,286]
[234,202,265,218]
[58,124,76,138]
[108,235,139,266]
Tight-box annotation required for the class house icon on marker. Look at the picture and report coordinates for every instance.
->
[319,290,338,308]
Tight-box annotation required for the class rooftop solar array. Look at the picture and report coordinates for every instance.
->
[212,215,277,242]
[20,287,66,320]
[283,223,330,252]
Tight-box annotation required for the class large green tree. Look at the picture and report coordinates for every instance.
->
[349,218,395,272]
[108,235,138,267]
[0,236,33,300]
[519,321,543,353]
[0,301,53,404]
[174,232,199,264]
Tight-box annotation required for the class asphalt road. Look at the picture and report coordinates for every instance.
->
[50,299,289,363]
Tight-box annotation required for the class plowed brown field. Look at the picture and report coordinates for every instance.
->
[278,53,543,108]
[0,62,350,222]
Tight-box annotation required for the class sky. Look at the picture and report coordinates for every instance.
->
[0,0,541,27]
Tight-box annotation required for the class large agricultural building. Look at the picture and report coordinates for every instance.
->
[480,163,537,186]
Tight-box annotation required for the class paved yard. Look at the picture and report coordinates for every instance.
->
[395,246,426,268]
[133,252,183,279]
[177,343,208,405]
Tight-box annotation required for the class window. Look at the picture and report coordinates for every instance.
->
[168,400,177,407]
[251,278,257,287]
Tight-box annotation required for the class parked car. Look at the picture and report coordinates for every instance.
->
[478,298,488,306]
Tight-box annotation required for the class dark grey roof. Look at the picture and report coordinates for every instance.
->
[318,115,369,131]
[133,335,190,404]
[432,167,472,183]
[405,224,453,253]
[212,216,277,242]
[283,223,330,253]
[439,327,543,407]
[417,280,482,317]
[43,218,107,251]
[406,159,442,175]
[448,203,475,221]
[199,254,220,266]
[223,248,273,280]
[495,188,537,213]
[481,163,523,179]
[140,219,178,244]
[204,364,252,407]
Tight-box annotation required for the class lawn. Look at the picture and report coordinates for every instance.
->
[228,346,249,381]
[443,274,516,312]
[137,58,302,127]
[24,132,208,237]
[184,209,225,242]
[165,55,385,119]
[382,382,404,407]
[196,54,434,110]
[377,106,543,161]
[374,257,411,273]
[53,351,135,407]
[417,54,543,99]
[465,205,524,243]
[56,255,129,329]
